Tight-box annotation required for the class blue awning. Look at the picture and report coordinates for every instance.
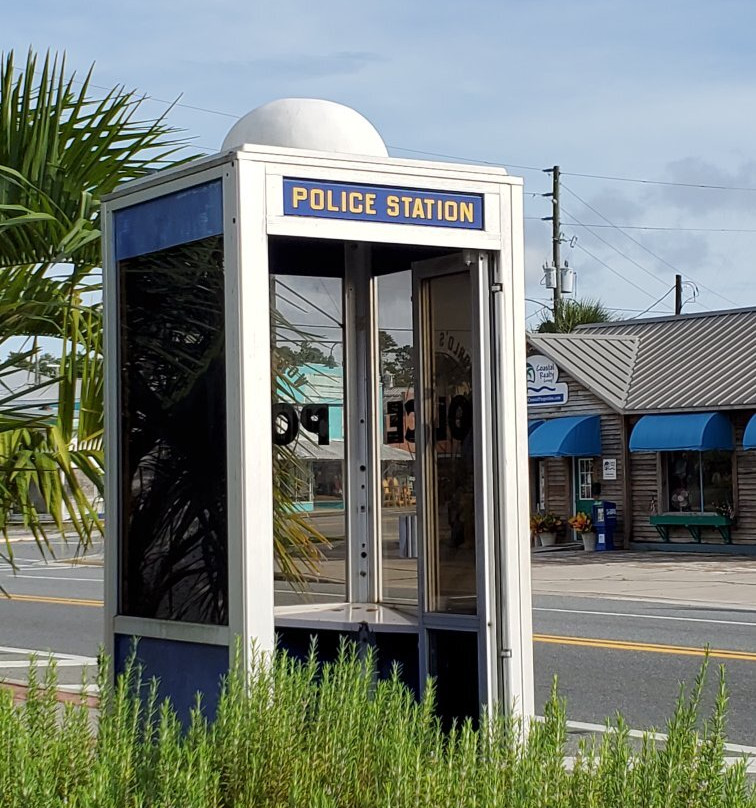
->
[629,412,733,452]
[743,414,756,449]
[528,415,601,457]
[528,419,545,435]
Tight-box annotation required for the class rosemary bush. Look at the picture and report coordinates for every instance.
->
[0,646,753,807]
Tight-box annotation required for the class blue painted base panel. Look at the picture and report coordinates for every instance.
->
[276,627,420,698]
[114,634,228,724]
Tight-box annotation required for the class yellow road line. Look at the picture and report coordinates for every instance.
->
[535,633,756,662]
[3,593,102,608]
[0,598,753,663]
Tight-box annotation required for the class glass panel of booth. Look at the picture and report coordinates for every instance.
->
[115,181,228,624]
[377,270,417,605]
[267,244,479,622]
[419,269,477,615]
[270,272,347,605]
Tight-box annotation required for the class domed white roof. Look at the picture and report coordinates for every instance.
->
[222,98,388,157]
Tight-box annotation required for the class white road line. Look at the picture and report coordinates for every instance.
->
[0,646,96,663]
[0,659,97,669]
[536,716,756,757]
[9,574,103,583]
[560,755,756,773]
[534,606,756,628]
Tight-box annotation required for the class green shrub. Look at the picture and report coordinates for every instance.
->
[0,646,753,807]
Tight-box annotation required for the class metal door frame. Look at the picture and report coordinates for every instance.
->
[411,250,495,703]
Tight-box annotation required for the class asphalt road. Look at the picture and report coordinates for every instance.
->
[533,595,756,745]
[2,539,756,745]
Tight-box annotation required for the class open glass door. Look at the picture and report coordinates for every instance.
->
[413,253,482,725]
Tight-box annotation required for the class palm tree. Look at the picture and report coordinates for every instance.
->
[537,298,614,333]
[0,50,326,588]
[0,49,183,559]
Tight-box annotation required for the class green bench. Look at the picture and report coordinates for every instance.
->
[649,513,733,544]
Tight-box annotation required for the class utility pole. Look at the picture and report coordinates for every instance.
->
[551,165,561,314]
[674,274,682,315]
[542,165,562,318]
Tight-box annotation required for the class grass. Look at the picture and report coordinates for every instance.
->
[0,644,754,807]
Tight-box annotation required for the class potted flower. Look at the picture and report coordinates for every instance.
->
[568,511,596,551]
[714,501,736,523]
[530,512,562,546]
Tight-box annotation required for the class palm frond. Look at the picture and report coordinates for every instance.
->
[0,49,189,267]
[537,298,615,333]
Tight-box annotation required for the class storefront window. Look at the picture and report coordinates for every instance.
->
[665,450,733,513]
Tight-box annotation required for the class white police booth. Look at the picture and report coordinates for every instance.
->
[103,98,533,725]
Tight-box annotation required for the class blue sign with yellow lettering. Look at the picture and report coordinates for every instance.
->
[283,179,483,229]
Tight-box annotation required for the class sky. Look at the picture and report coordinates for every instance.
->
[5,0,756,327]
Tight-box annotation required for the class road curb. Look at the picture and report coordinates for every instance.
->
[1,679,99,708]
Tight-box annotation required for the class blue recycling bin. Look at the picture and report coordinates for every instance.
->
[592,500,617,551]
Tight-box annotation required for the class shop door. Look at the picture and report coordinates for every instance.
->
[574,457,595,520]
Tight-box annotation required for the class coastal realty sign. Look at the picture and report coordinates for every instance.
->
[283,178,484,229]
[526,354,569,406]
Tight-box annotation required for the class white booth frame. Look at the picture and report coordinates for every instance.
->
[103,144,534,717]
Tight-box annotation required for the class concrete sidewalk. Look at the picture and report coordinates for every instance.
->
[532,549,756,609]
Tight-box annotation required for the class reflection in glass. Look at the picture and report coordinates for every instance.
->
[271,275,347,605]
[119,235,227,624]
[665,450,733,512]
[377,271,417,604]
[427,272,476,614]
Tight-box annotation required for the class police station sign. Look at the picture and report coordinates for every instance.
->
[527,354,569,407]
[283,178,484,229]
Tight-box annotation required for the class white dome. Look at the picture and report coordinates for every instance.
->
[222,98,388,157]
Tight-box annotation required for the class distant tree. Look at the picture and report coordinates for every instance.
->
[379,331,413,388]
[537,298,614,333]
[277,341,336,368]
[8,350,60,378]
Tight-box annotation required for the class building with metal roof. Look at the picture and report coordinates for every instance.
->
[577,307,756,412]
[526,308,756,553]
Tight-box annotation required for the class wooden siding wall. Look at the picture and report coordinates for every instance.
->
[626,418,659,542]
[734,411,756,543]
[629,410,756,545]
[528,369,627,546]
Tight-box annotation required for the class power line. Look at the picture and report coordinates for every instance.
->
[561,169,756,192]
[17,61,756,195]
[555,221,756,234]
[571,241,661,301]
[386,145,542,174]
[11,62,239,120]
[561,205,668,292]
[605,305,671,314]
[626,287,675,320]
[526,307,549,323]
[275,281,343,328]
[561,184,740,308]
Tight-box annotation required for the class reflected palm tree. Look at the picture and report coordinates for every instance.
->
[120,237,227,622]
[121,240,328,622]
